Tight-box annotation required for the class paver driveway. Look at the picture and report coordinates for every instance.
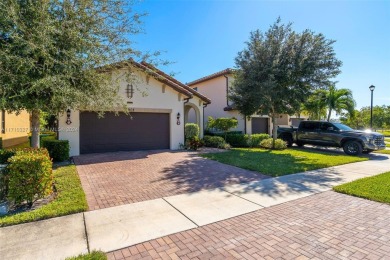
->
[108,191,390,260]
[74,150,269,210]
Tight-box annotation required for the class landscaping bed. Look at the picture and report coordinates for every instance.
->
[0,164,87,227]
[201,148,368,177]
[334,171,390,204]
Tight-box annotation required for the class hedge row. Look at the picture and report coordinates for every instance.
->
[42,140,70,162]
[216,133,271,148]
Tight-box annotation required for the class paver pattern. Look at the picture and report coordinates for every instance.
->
[74,150,268,210]
[108,191,390,260]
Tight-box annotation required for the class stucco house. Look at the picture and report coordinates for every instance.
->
[187,69,305,134]
[0,110,30,148]
[58,60,211,156]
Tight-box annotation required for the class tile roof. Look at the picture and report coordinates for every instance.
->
[187,68,235,86]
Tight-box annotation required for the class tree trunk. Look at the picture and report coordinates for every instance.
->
[31,110,41,148]
[272,115,278,149]
[327,109,332,122]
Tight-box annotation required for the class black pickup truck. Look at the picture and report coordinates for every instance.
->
[277,121,386,155]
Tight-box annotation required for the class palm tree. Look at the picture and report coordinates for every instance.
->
[325,85,356,121]
[302,89,327,120]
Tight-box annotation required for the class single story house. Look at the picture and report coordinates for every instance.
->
[58,60,211,156]
[0,110,30,148]
[187,69,305,135]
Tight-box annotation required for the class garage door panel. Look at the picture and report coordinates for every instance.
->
[252,118,269,134]
[80,112,170,154]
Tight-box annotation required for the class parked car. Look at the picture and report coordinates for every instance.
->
[277,121,386,155]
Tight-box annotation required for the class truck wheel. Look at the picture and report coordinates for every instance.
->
[281,135,293,147]
[343,141,362,155]
[362,149,374,154]
[296,141,304,147]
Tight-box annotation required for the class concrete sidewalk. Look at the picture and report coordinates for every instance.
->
[1,154,390,260]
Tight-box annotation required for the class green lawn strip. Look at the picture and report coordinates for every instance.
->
[379,131,390,137]
[66,251,107,260]
[0,165,88,227]
[201,148,368,177]
[373,149,390,155]
[333,171,390,204]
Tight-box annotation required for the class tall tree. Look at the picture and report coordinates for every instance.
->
[231,18,342,146]
[324,85,355,121]
[0,0,147,147]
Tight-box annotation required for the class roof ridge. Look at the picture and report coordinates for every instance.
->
[187,68,234,86]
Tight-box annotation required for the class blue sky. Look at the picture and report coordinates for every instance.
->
[132,0,390,109]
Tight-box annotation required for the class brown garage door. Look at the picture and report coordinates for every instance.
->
[80,112,170,154]
[252,118,269,134]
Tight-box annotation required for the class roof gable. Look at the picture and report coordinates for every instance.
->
[187,68,234,86]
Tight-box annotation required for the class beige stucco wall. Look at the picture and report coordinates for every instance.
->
[58,68,205,156]
[0,111,30,147]
[190,75,247,133]
[191,75,305,135]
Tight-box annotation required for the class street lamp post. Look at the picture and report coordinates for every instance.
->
[369,85,375,129]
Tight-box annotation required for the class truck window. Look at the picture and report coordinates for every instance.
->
[300,122,320,131]
[320,122,334,131]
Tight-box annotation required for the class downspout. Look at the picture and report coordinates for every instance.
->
[203,103,208,135]
[224,75,229,107]
[244,115,247,134]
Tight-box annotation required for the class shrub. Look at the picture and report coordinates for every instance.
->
[15,148,50,157]
[0,149,16,164]
[248,134,271,147]
[7,149,53,207]
[225,134,250,147]
[186,137,204,151]
[0,166,8,202]
[40,135,56,147]
[185,123,199,140]
[260,138,287,150]
[203,135,226,148]
[42,140,70,162]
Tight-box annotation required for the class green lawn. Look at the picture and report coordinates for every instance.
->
[66,251,107,260]
[334,171,390,204]
[374,149,390,155]
[201,148,368,177]
[0,165,88,227]
[378,130,390,137]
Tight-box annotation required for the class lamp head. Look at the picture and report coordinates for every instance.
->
[369,85,375,91]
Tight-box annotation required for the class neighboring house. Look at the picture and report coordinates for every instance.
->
[187,69,306,135]
[58,60,211,156]
[0,110,30,148]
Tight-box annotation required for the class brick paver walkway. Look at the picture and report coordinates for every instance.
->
[108,191,390,260]
[74,150,268,210]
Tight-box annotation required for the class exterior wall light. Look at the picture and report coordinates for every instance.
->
[177,112,181,125]
[66,109,72,125]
